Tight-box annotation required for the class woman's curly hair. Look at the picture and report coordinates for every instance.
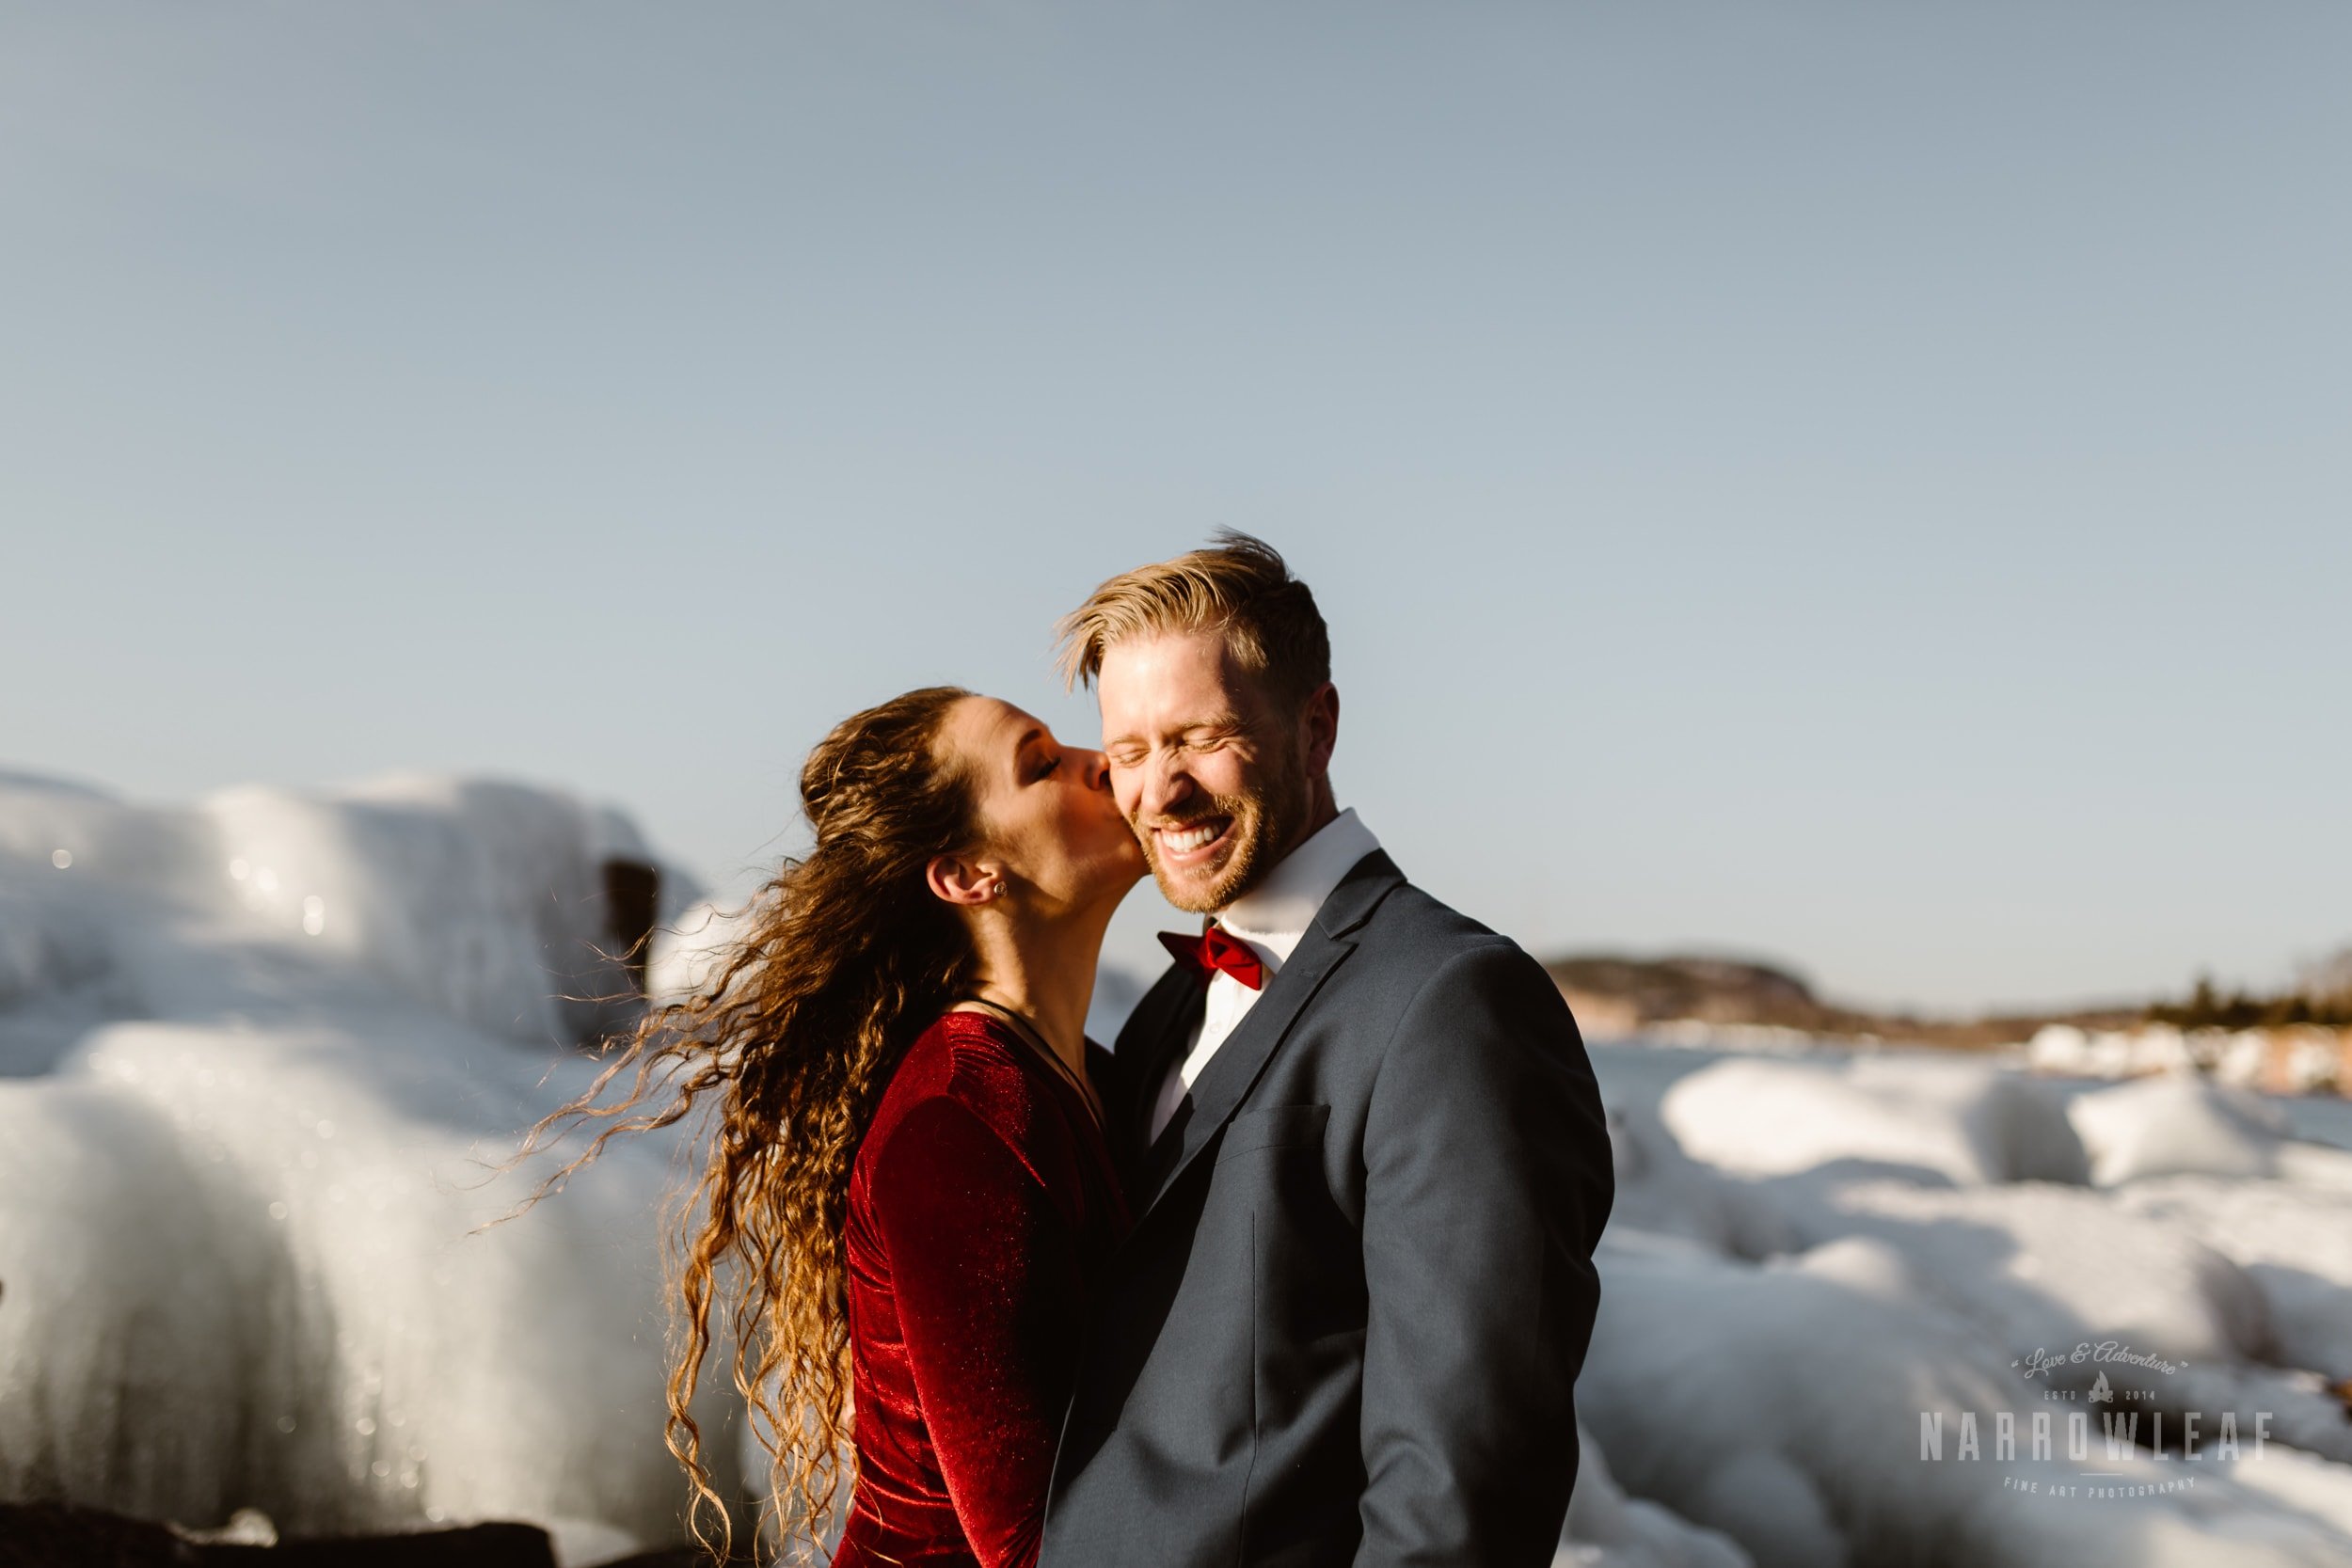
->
[517,685,979,1560]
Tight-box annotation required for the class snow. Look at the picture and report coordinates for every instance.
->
[2029,1022,2348,1097]
[1555,1419,1753,1568]
[2067,1074,2292,1185]
[0,770,724,1562]
[1658,1054,2089,1186]
[8,765,2352,1564]
[2105,1158,2352,1384]
[1588,1039,2352,1564]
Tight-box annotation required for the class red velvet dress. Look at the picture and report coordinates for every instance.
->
[834,1009,1129,1568]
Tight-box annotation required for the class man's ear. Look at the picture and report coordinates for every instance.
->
[1301,681,1340,778]
[926,852,998,908]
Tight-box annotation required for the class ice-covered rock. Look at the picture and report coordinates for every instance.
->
[1556,1420,1752,1568]
[1589,1042,2352,1564]
[2110,1152,2352,1381]
[2067,1073,2291,1185]
[1759,1175,2274,1369]
[1581,1226,2352,1568]
[0,771,699,1076]
[0,772,734,1549]
[15,761,2352,1565]
[1659,1054,2089,1188]
[643,896,760,1006]
[199,775,685,1049]
[1603,1096,1795,1259]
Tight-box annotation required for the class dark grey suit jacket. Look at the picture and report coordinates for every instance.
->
[1039,850,1613,1568]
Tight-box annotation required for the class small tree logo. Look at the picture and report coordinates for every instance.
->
[2089,1371,2115,1404]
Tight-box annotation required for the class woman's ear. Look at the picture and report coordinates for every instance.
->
[927,852,1000,908]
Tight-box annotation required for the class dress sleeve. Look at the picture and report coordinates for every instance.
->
[866,1092,1084,1568]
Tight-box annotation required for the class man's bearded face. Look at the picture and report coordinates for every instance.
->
[1096,629,1313,915]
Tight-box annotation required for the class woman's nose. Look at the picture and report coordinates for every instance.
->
[1079,749,1112,792]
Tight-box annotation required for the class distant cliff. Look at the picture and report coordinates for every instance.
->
[1543,953,2138,1050]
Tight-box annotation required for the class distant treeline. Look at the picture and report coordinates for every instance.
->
[2149,975,2352,1031]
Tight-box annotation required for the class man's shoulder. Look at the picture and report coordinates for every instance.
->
[1354,876,1524,966]
[1326,876,1559,1022]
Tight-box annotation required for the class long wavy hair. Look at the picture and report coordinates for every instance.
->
[517,685,979,1560]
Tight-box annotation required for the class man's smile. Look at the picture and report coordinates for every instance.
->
[1152,815,1234,865]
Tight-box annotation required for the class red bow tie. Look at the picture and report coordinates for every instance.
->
[1158,925,1264,990]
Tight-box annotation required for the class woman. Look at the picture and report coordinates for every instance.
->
[530,686,1144,1566]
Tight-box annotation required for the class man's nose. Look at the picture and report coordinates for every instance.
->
[1139,754,1192,817]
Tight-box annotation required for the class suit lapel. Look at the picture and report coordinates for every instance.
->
[1131,849,1407,1220]
[1108,966,1205,1184]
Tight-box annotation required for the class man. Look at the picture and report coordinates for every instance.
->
[1039,532,1614,1567]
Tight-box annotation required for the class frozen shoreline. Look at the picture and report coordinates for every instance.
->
[6,769,2351,1566]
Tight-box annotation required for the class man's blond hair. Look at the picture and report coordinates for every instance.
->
[1057,531,1331,708]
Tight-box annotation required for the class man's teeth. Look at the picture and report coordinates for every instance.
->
[1163,822,1222,853]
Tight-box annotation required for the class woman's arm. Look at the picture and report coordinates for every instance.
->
[868,1093,1084,1568]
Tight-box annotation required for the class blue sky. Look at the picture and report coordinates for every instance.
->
[5,2,2345,1012]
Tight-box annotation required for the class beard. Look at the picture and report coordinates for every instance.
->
[1136,748,1311,915]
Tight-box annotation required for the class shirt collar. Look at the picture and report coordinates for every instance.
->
[1214,808,1382,962]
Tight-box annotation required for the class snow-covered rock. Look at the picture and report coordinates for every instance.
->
[1556,1419,1752,1568]
[643,895,760,1005]
[2067,1073,2291,1185]
[0,772,732,1553]
[1761,1175,2274,1369]
[1659,1055,2089,1187]
[2109,1150,2352,1383]
[1589,1040,2352,1564]
[13,763,2352,1565]
[1581,1225,2352,1567]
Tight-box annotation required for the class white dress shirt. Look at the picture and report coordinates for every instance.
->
[1148,808,1383,1141]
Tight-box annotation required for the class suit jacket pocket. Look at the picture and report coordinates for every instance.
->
[1216,1103,1330,1164]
